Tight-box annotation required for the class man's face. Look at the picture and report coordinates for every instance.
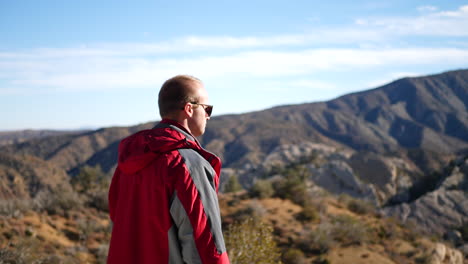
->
[187,82,210,137]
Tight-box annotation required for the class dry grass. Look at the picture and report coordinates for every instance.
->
[220,192,453,264]
[0,208,110,263]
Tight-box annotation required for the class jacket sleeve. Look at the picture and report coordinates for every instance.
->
[169,150,230,264]
[108,167,121,222]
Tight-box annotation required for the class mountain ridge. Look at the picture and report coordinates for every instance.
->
[2,69,467,175]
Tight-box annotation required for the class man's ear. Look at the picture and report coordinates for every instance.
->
[182,103,194,117]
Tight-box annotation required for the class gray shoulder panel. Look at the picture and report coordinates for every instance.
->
[178,148,226,254]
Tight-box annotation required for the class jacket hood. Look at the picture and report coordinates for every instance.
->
[117,125,198,174]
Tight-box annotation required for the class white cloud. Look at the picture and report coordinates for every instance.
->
[417,5,438,13]
[356,5,468,36]
[2,47,467,94]
[1,5,466,62]
[1,5,467,95]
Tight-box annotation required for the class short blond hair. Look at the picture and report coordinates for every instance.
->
[158,75,202,118]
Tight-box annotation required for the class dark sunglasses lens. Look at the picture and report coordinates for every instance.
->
[205,105,213,116]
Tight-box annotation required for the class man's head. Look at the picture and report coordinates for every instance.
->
[158,75,212,137]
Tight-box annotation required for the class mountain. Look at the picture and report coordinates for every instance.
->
[202,69,468,171]
[0,123,153,174]
[1,69,468,262]
[0,152,71,199]
[1,69,467,182]
[0,129,88,146]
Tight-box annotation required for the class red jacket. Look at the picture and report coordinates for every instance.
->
[108,119,230,264]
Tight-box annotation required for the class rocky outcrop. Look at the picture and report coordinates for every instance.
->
[382,155,468,236]
[427,243,463,264]
[224,142,419,205]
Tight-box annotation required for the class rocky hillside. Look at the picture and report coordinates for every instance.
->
[383,154,468,237]
[0,129,87,146]
[0,69,467,262]
[0,153,71,199]
[202,69,468,171]
[0,123,153,175]
[219,142,420,206]
[2,69,467,176]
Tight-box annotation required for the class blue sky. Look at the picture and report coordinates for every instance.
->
[1,0,468,130]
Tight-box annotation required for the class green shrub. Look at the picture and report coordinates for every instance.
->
[295,202,319,223]
[250,180,274,199]
[301,214,370,254]
[0,239,48,264]
[71,165,107,194]
[88,189,109,212]
[305,223,335,254]
[230,201,266,223]
[282,248,307,264]
[94,243,110,264]
[33,187,83,216]
[0,245,31,264]
[224,175,243,193]
[225,218,282,264]
[272,167,309,206]
[346,198,375,215]
[330,214,370,246]
[0,199,33,218]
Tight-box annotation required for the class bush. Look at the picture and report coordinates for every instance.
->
[224,175,243,193]
[0,245,31,264]
[346,198,375,215]
[94,243,110,264]
[273,166,310,206]
[301,214,370,254]
[282,248,307,264]
[225,218,282,264]
[250,180,274,199]
[295,202,319,223]
[0,239,49,264]
[330,214,370,246]
[303,223,335,254]
[230,200,266,223]
[76,218,102,244]
[71,165,107,194]
[0,199,33,218]
[33,187,83,216]
[88,189,109,212]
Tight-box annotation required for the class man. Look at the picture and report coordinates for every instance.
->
[107,75,230,264]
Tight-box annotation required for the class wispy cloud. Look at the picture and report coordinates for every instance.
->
[417,5,438,13]
[1,5,467,95]
[3,47,467,94]
[355,5,468,36]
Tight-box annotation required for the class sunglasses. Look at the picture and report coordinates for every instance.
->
[190,102,213,117]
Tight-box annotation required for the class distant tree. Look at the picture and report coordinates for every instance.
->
[295,201,319,222]
[273,165,310,205]
[250,180,274,199]
[71,165,106,193]
[224,175,243,193]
